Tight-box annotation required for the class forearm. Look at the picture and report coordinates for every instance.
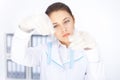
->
[85,61,105,80]
[11,27,34,66]
[85,48,105,80]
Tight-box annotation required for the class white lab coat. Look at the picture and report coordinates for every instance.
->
[11,28,105,80]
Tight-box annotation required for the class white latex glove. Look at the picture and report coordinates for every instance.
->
[69,31,100,62]
[69,31,96,50]
[19,13,54,35]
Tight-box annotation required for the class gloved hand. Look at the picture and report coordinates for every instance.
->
[19,13,54,35]
[69,31,96,50]
[69,31,100,62]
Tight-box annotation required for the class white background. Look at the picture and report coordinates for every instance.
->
[0,0,120,80]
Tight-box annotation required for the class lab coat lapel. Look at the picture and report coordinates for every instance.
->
[50,44,84,68]
[51,44,64,67]
[62,49,84,64]
[48,41,85,68]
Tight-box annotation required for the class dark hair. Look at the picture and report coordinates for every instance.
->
[45,2,73,18]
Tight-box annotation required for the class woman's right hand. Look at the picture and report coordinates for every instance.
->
[19,13,54,35]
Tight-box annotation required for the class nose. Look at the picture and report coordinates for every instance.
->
[61,25,67,32]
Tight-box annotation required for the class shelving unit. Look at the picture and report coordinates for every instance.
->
[5,33,48,80]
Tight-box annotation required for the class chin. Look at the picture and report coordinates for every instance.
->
[63,38,69,43]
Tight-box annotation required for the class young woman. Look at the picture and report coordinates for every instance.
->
[11,2,105,80]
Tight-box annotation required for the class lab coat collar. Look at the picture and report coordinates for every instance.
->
[48,41,84,68]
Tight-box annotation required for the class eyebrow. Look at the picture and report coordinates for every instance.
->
[53,17,70,25]
[53,23,57,25]
[63,17,70,21]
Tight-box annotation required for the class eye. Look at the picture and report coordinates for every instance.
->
[64,20,70,24]
[53,25,58,28]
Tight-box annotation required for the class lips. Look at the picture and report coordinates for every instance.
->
[63,33,70,37]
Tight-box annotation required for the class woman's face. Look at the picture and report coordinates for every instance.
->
[49,10,75,46]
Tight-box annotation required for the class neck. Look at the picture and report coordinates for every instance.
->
[60,41,71,48]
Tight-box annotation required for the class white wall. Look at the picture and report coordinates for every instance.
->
[0,0,120,80]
